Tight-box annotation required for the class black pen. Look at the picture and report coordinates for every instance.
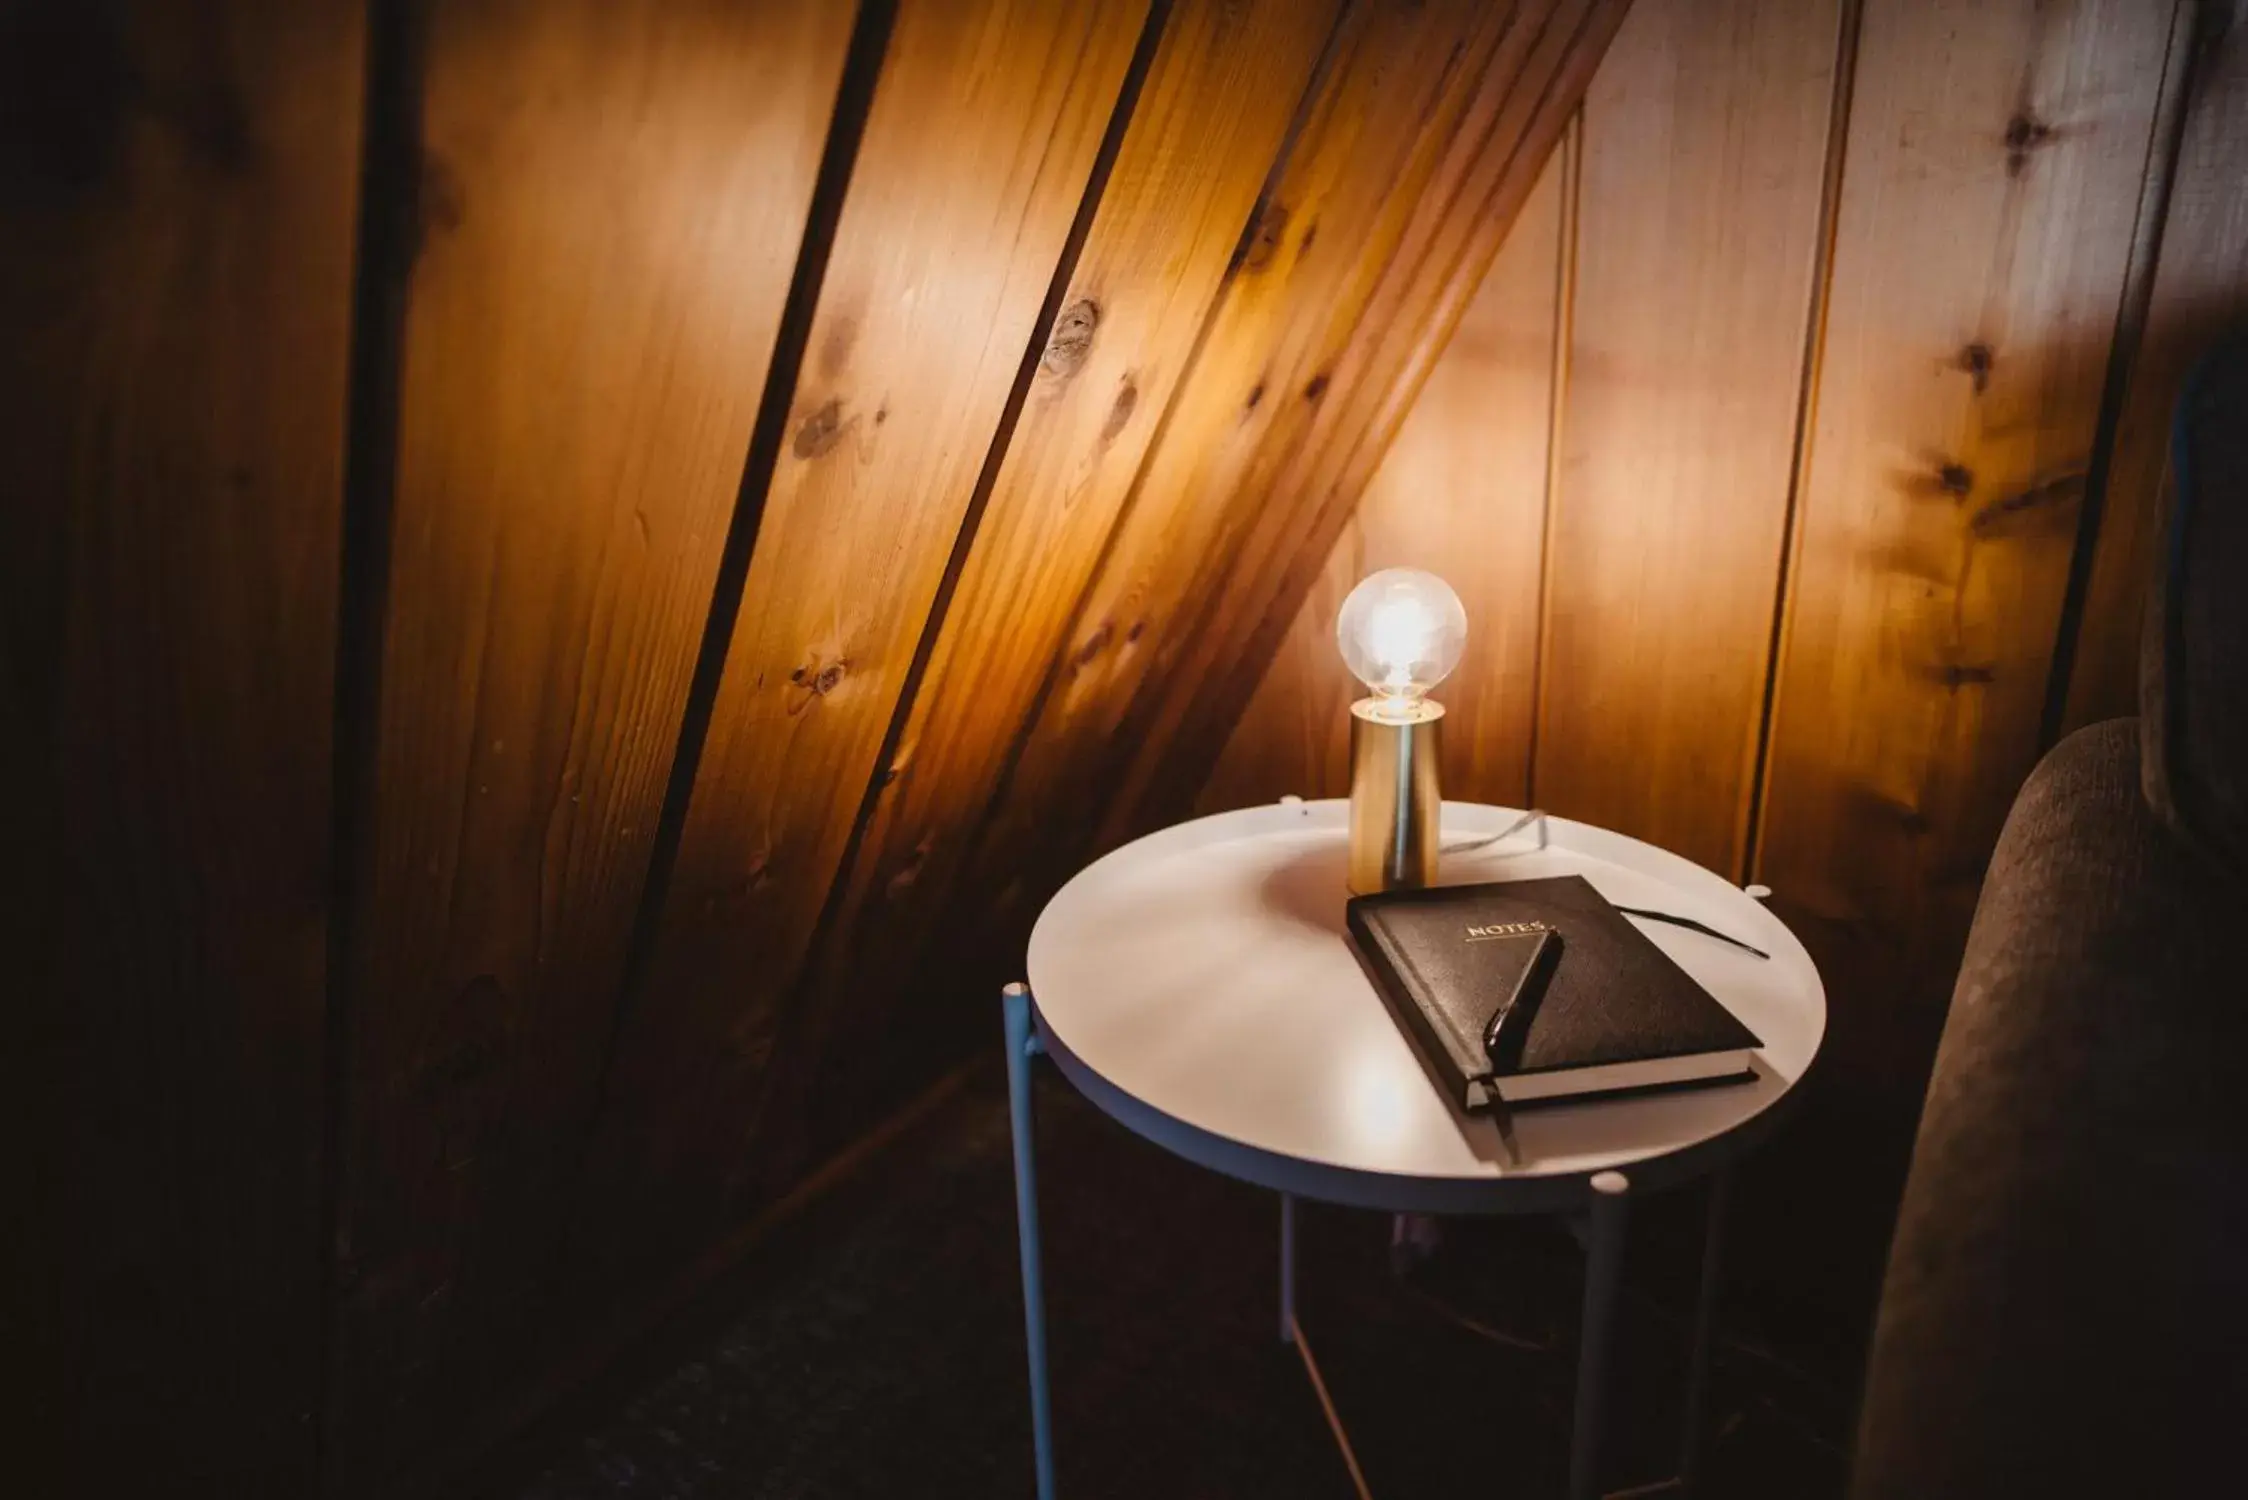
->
[1483,927,1563,1060]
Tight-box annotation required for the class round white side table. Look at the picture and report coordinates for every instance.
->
[1002,799,1826,1500]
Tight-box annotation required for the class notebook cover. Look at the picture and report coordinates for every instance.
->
[1344,875,1762,1103]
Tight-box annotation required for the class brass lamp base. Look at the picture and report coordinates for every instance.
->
[1347,697,1444,895]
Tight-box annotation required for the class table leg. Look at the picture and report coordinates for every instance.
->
[1571,1170,1631,1500]
[1679,1167,1732,1494]
[1003,983,1057,1500]
[1279,1192,1297,1344]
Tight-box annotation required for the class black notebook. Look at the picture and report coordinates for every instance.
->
[1345,876,1762,1110]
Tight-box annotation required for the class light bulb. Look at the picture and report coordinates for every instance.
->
[1336,567,1465,716]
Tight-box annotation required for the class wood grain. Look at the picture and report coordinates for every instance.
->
[1533,0,1844,877]
[784,0,1629,1145]
[2063,2,2248,731]
[1083,0,1631,856]
[1753,0,2177,1098]
[1199,140,1570,814]
[894,0,1535,1023]
[977,0,1597,881]
[759,0,1344,1174]
[0,0,363,1489]
[327,0,855,1476]
[573,0,1149,1272]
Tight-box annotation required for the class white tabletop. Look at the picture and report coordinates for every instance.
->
[1025,800,1826,1213]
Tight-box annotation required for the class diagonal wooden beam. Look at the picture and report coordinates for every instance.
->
[1083,0,1635,855]
[325,0,862,1475]
[771,0,1634,1164]
[973,0,1630,945]
[568,0,1152,1279]
[756,0,1347,1179]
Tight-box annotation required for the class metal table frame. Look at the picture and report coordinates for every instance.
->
[1003,981,1736,1500]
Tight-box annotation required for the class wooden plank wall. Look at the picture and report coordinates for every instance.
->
[0,1,365,1492]
[809,0,1635,1152]
[1084,0,1633,850]
[1757,0,2177,1101]
[1,0,1628,1492]
[1211,0,1847,861]
[1209,0,2241,1343]
[2063,2,2248,730]
[1538,0,1842,875]
[1198,139,1571,813]
[759,0,1345,1188]
[325,1,861,1475]
[572,0,1151,1292]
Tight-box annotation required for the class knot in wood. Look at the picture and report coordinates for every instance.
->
[1071,620,1113,671]
[1041,299,1100,379]
[793,397,847,459]
[1958,342,1994,393]
[1937,662,1997,689]
[2003,113,2053,152]
[1937,461,1974,497]
[1240,199,1289,273]
[2004,113,2053,175]
[785,658,847,711]
[1100,376,1139,442]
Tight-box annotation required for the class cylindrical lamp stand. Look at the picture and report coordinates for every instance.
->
[1347,698,1443,895]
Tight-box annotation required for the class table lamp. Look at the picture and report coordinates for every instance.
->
[1337,567,1466,895]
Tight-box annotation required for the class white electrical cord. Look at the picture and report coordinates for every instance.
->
[1440,806,1549,857]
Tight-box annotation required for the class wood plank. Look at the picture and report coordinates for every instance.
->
[573,0,1149,1272]
[1532,0,1844,877]
[748,0,1345,1177]
[1754,0,2178,1101]
[1199,517,1370,810]
[1081,0,1631,857]
[1198,140,1570,814]
[0,0,364,1489]
[898,0,1540,1025]
[2063,3,2248,731]
[326,0,856,1476]
[1010,0,1535,862]
[803,0,1624,1142]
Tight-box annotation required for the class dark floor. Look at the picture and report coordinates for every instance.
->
[505,1066,1856,1499]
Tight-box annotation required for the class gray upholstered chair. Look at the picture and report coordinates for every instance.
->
[1850,335,2248,1496]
